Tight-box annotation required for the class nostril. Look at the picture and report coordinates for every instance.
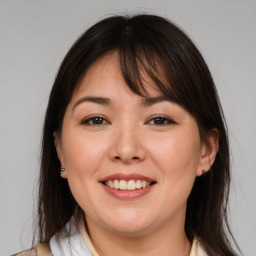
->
[113,155,140,161]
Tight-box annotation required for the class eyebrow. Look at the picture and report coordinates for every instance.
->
[72,96,111,111]
[72,95,175,111]
[141,96,174,106]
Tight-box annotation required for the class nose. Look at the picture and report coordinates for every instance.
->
[109,124,146,164]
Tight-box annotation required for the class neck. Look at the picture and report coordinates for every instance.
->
[85,216,191,256]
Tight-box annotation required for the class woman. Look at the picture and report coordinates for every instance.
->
[14,14,239,256]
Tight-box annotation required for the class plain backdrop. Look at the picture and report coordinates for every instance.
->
[0,0,255,255]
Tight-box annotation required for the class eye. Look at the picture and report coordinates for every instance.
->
[146,116,176,126]
[81,116,109,125]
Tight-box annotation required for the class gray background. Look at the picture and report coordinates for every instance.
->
[0,0,255,255]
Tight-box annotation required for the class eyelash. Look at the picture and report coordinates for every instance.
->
[81,116,109,125]
[81,115,176,126]
[146,115,176,126]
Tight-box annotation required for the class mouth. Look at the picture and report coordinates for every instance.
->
[102,179,156,191]
[99,173,157,196]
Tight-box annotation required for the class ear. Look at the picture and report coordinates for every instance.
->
[53,131,67,178]
[196,128,219,176]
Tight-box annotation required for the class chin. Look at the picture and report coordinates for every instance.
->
[107,222,153,236]
[101,209,155,235]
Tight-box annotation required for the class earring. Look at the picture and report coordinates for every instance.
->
[60,168,65,175]
[202,169,207,175]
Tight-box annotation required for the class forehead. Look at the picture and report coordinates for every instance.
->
[73,51,164,99]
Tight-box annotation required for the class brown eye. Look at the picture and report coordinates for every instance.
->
[147,116,176,126]
[82,116,109,125]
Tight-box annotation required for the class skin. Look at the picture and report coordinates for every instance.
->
[55,51,219,256]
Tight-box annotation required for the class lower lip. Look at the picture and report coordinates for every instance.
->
[101,183,155,200]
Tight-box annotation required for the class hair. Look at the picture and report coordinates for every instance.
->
[37,14,239,255]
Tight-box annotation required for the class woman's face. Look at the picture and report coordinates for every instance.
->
[55,52,216,236]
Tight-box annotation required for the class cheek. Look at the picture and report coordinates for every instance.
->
[148,131,201,201]
[151,134,201,175]
[60,130,108,212]
[152,137,201,211]
[61,130,107,177]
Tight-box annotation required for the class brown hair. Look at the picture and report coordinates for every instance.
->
[37,14,239,255]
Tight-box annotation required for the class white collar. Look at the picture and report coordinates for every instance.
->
[50,218,207,256]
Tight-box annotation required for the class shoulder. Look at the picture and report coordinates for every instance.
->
[11,243,52,256]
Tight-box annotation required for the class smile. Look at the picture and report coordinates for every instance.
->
[100,173,156,199]
[103,179,152,191]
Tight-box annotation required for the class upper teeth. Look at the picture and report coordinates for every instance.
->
[104,179,150,190]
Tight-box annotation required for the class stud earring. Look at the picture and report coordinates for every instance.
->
[60,168,65,175]
[202,169,207,175]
